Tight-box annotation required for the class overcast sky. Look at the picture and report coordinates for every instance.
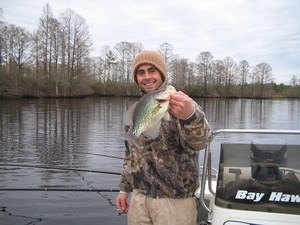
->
[2,0,300,84]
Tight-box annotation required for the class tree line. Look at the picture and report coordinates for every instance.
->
[0,4,299,98]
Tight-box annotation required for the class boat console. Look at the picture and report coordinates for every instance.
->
[216,140,299,214]
[198,129,300,225]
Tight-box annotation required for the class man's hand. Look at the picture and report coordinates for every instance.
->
[116,193,130,213]
[169,91,195,120]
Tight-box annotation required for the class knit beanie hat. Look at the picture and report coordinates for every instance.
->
[132,50,167,84]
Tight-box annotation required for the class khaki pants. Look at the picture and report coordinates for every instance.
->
[128,189,197,225]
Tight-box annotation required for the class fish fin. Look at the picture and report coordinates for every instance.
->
[124,102,138,126]
[167,85,176,92]
[151,104,162,115]
[143,122,161,139]
[122,133,141,150]
[163,111,171,121]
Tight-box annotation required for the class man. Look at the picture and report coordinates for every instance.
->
[116,50,213,225]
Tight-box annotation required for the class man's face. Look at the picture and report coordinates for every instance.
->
[136,64,163,93]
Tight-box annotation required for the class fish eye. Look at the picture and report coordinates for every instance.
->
[157,99,167,104]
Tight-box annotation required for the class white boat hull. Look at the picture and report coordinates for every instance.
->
[211,204,300,225]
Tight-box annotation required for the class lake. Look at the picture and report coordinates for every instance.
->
[0,97,299,224]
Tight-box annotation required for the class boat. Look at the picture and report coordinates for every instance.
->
[195,129,300,225]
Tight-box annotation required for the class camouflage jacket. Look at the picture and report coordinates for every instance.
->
[119,101,213,198]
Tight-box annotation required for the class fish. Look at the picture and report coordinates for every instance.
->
[125,85,177,148]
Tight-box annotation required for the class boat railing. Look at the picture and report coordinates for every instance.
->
[199,129,300,213]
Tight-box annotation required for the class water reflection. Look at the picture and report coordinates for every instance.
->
[195,98,300,130]
[0,98,139,169]
[1,98,299,164]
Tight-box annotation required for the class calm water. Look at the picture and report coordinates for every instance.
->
[0,97,299,224]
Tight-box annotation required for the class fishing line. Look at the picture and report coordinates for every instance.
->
[74,152,123,160]
[0,163,121,175]
[0,188,119,192]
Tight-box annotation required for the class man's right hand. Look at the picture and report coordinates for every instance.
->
[116,193,130,213]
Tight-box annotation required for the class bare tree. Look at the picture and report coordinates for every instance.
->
[169,54,180,86]
[32,11,61,96]
[171,57,189,90]
[158,43,174,80]
[38,3,53,80]
[0,22,9,76]
[1,24,30,91]
[90,56,104,81]
[238,60,250,96]
[223,57,237,96]
[99,45,113,94]
[289,75,299,87]
[31,30,41,94]
[115,41,132,83]
[129,42,142,66]
[196,51,214,95]
[0,8,4,77]
[253,62,273,96]
[158,42,174,64]
[114,41,143,94]
[59,8,92,95]
[187,62,197,87]
[212,59,225,93]
[50,18,61,96]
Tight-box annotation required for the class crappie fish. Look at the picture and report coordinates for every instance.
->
[125,85,177,148]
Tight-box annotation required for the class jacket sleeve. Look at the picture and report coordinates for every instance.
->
[119,139,133,193]
[178,103,213,150]
[119,103,137,193]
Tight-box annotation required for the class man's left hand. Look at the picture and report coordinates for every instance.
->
[169,91,195,120]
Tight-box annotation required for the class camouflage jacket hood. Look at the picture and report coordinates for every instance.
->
[119,93,213,198]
